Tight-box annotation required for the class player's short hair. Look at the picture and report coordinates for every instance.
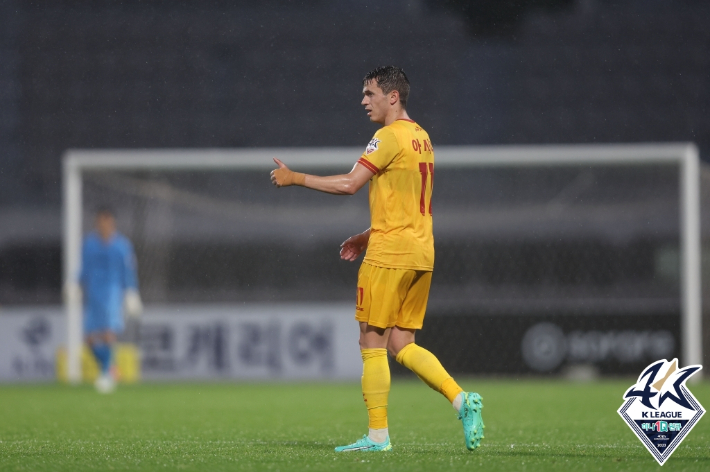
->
[363,66,410,108]
[95,205,115,218]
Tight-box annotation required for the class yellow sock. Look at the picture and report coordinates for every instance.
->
[395,343,463,403]
[361,348,390,430]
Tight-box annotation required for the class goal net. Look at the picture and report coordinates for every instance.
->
[62,145,703,381]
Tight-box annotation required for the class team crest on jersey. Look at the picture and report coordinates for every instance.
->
[617,359,704,465]
[365,138,380,155]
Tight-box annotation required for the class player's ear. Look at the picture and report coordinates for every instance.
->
[390,90,399,106]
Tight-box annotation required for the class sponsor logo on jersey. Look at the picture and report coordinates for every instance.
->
[365,138,380,155]
[618,358,704,465]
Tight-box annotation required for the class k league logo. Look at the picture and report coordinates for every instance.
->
[617,359,704,465]
[365,138,380,155]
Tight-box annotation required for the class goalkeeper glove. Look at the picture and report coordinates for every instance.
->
[124,289,143,317]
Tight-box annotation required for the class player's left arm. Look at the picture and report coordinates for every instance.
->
[122,240,143,316]
[122,241,139,290]
[270,158,374,195]
[340,228,370,261]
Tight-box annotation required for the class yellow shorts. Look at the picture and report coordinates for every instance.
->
[355,262,432,330]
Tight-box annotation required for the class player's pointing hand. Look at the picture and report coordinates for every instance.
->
[271,158,306,187]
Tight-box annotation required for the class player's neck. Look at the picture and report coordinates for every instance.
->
[383,107,411,126]
[99,231,116,243]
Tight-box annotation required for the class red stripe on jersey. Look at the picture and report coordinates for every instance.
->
[358,158,380,174]
[397,119,415,123]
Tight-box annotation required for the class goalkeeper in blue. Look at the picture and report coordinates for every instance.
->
[75,207,142,393]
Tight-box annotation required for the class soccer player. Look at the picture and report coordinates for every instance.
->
[78,207,142,393]
[270,66,484,452]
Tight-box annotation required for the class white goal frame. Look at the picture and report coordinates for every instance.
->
[62,144,702,383]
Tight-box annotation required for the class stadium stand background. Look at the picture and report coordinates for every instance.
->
[1,0,709,372]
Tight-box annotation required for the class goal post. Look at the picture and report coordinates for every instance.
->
[62,144,702,383]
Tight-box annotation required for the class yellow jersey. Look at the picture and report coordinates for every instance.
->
[357,119,435,271]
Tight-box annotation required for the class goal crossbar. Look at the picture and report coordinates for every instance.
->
[62,143,702,382]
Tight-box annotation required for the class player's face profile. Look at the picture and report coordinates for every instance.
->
[361,80,388,124]
[96,214,116,241]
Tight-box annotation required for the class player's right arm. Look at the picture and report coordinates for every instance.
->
[340,228,370,261]
[270,128,400,194]
[270,158,374,195]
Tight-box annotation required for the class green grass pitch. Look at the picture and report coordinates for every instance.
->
[1,379,709,471]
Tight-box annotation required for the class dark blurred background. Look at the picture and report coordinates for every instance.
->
[1,0,709,376]
[1,0,709,304]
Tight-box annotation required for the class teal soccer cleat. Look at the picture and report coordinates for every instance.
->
[458,392,485,450]
[334,434,392,452]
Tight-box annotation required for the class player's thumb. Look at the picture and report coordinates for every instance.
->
[273,157,287,168]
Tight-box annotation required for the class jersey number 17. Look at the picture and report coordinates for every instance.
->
[418,162,434,216]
